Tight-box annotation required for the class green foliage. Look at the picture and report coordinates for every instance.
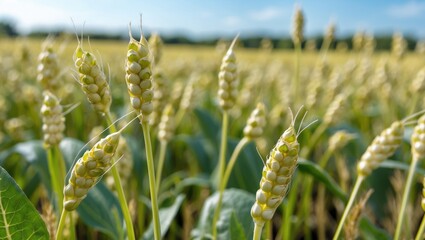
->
[0,166,49,239]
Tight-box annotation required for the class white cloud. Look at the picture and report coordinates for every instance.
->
[387,1,425,18]
[250,7,283,21]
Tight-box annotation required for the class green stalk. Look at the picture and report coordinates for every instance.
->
[253,223,263,240]
[293,42,302,103]
[47,147,63,213]
[156,141,168,193]
[283,176,299,240]
[105,113,135,240]
[394,156,419,240]
[212,137,249,239]
[141,122,161,240]
[415,214,425,240]
[56,209,68,240]
[333,176,364,240]
[216,111,229,189]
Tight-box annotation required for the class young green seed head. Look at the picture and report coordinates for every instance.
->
[411,114,425,160]
[243,103,266,140]
[41,91,65,148]
[328,130,356,152]
[150,68,170,127]
[105,136,133,192]
[74,44,112,115]
[125,29,154,123]
[325,22,336,43]
[251,124,299,227]
[410,68,425,93]
[37,40,60,91]
[357,121,404,177]
[323,93,346,125]
[218,36,239,111]
[63,132,120,211]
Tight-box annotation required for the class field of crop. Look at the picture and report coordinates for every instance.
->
[1,15,425,240]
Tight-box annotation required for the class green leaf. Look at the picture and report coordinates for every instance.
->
[174,135,214,174]
[229,211,247,240]
[0,166,49,239]
[298,159,348,202]
[59,138,87,170]
[359,217,391,240]
[0,140,52,194]
[192,189,255,240]
[194,107,220,151]
[380,160,425,175]
[77,182,124,240]
[143,194,186,240]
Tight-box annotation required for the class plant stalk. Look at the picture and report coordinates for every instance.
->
[142,122,161,240]
[253,223,263,240]
[105,113,135,240]
[415,214,425,240]
[212,137,249,239]
[56,209,68,240]
[394,156,419,240]
[333,175,364,240]
[156,141,168,193]
[216,111,229,189]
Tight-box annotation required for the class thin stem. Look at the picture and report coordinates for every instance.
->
[415,214,425,240]
[47,147,63,213]
[301,123,328,158]
[333,176,364,240]
[253,223,264,240]
[142,122,161,240]
[156,141,168,193]
[283,177,299,240]
[105,113,135,240]
[69,212,76,240]
[293,42,302,104]
[56,209,68,240]
[212,138,249,239]
[394,157,419,240]
[216,111,229,189]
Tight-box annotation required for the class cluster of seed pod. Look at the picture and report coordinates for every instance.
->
[150,69,169,127]
[125,32,154,123]
[74,45,112,115]
[40,91,65,148]
[243,103,266,140]
[37,42,60,91]
[291,6,304,45]
[323,93,346,125]
[357,121,404,177]
[251,125,299,227]
[218,37,239,111]
[328,130,357,152]
[148,33,164,65]
[410,68,425,93]
[105,136,133,193]
[63,132,120,211]
[391,32,407,60]
[411,115,425,159]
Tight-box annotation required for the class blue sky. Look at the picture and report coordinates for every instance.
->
[1,0,425,39]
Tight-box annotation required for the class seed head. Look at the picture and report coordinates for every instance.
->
[63,132,120,211]
[251,124,299,227]
[411,114,425,160]
[41,91,65,148]
[243,103,266,140]
[125,30,154,123]
[37,41,60,91]
[292,6,305,45]
[218,36,239,111]
[158,104,175,143]
[148,32,164,65]
[74,44,112,114]
[357,121,404,177]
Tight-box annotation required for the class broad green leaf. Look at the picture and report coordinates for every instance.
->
[229,211,247,240]
[174,135,215,174]
[194,107,220,151]
[192,189,255,240]
[0,140,52,194]
[227,140,263,193]
[143,194,186,240]
[298,159,348,202]
[0,166,49,239]
[77,182,124,240]
[59,137,87,170]
[359,217,391,240]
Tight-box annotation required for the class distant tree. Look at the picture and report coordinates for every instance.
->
[0,20,18,37]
